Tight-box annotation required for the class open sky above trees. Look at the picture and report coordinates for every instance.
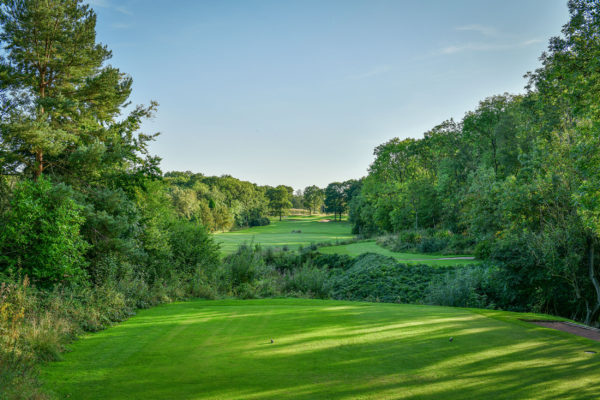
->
[87,0,568,189]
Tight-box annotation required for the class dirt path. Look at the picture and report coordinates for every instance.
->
[526,320,600,342]
[403,256,476,261]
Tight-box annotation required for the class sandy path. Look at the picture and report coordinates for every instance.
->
[527,320,600,342]
[403,256,476,261]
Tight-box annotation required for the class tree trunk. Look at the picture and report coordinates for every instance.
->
[414,209,418,231]
[585,237,600,327]
[34,150,43,181]
[491,133,498,175]
[35,79,46,180]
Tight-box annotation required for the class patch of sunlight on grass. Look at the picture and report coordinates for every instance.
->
[215,215,353,254]
[319,240,479,267]
[42,299,600,400]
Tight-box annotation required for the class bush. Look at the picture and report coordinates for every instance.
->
[0,179,89,286]
[417,237,449,253]
[474,239,493,259]
[377,230,476,255]
[218,244,278,297]
[425,264,500,308]
[283,264,329,298]
[169,221,220,275]
[310,253,353,270]
[263,250,302,273]
[249,217,270,227]
[328,253,455,303]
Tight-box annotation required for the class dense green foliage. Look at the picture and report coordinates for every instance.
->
[42,299,600,400]
[328,254,454,303]
[376,230,476,255]
[0,179,88,285]
[165,171,271,231]
[349,0,600,326]
[302,185,324,214]
[324,180,361,221]
[266,185,293,221]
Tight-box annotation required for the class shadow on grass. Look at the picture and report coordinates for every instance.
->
[43,300,600,400]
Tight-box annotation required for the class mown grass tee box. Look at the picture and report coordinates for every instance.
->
[42,299,600,400]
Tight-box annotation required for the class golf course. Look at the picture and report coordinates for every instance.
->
[216,216,477,267]
[5,1,600,399]
[42,299,600,400]
[319,241,478,267]
[215,215,354,254]
[38,216,600,399]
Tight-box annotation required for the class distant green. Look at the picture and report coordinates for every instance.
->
[215,215,353,254]
[42,299,600,400]
[319,240,478,266]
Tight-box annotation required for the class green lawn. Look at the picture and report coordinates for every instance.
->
[319,241,478,266]
[215,215,353,254]
[42,299,600,400]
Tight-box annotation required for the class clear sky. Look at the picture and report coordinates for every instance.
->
[88,0,569,190]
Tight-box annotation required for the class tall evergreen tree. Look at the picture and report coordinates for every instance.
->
[0,0,159,183]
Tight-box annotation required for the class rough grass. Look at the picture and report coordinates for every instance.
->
[42,299,600,400]
[319,241,478,266]
[215,215,353,254]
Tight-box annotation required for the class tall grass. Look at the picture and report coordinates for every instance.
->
[0,272,214,400]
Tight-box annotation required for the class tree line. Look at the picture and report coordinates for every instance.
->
[349,0,600,325]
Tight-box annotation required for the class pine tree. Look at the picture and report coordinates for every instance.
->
[0,0,159,183]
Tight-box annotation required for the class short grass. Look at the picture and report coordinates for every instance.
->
[42,299,600,399]
[319,240,478,266]
[215,215,353,254]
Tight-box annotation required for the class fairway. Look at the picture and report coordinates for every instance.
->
[42,299,600,400]
[319,241,478,266]
[215,215,353,254]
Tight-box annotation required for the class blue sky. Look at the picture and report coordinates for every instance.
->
[88,0,569,189]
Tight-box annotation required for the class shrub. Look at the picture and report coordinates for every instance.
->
[169,221,220,275]
[249,217,270,227]
[263,250,302,273]
[377,230,476,255]
[310,253,353,270]
[417,237,449,253]
[283,264,329,298]
[425,264,500,308]
[0,179,88,286]
[218,244,278,297]
[474,239,493,259]
[328,253,455,303]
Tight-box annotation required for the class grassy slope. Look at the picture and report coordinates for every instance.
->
[319,241,478,267]
[215,215,353,254]
[43,299,600,400]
